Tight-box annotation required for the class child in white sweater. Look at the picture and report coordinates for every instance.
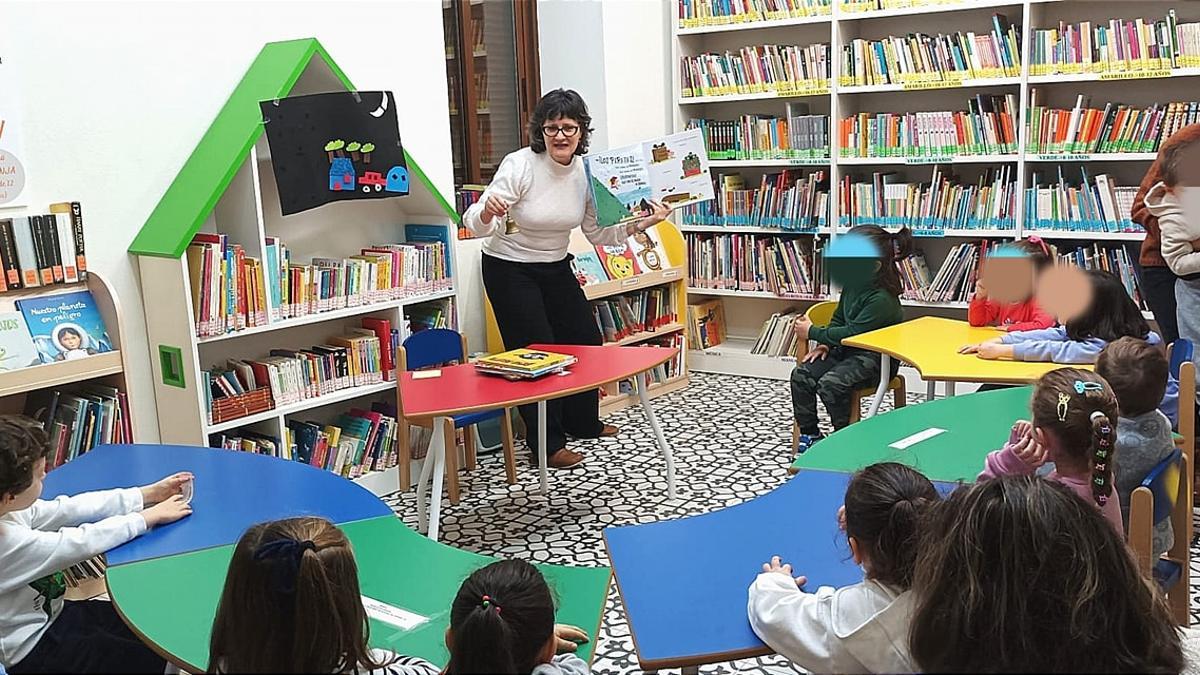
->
[747,463,938,673]
[0,415,192,672]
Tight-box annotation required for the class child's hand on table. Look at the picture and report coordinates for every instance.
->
[140,472,193,506]
[802,344,829,363]
[974,342,1012,360]
[553,624,589,653]
[141,495,192,528]
[794,315,813,340]
[762,555,807,589]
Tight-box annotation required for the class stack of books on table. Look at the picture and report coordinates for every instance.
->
[473,348,577,379]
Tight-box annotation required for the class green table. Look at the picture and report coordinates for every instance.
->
[791,386,1033,483]
[108,515,610,672]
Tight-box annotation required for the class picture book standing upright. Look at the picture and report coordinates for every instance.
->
[16,290,111,364]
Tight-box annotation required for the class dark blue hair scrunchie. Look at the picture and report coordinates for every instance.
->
[253,538,317,594]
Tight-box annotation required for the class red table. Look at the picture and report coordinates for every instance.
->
[400,343,680,540]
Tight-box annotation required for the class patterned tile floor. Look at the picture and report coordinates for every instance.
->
[384,372,1200,674]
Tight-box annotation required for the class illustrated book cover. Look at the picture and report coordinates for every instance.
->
[584,127,714,227]
[16,290,112,364]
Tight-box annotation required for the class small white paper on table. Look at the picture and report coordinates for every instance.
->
[888,427,947,450]
[412,370,441,380]
[362,595,429,631]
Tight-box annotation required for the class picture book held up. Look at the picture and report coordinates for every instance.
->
[585,128,714,227]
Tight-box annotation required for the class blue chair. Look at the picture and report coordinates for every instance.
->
[397,329,516,503]
[1166,339,1196,479]
[1128,447,1190,624]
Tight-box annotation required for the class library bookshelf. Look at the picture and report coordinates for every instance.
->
[672,0,1187,379]
[129,39,460,496]
[0,272,135,429]
[483,221,691,416]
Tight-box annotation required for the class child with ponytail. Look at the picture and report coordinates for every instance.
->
[748,462,938,673]
[790,226,912,447]
[208,517,437,674]
[445,559,590,675]
[977,368,1123,534]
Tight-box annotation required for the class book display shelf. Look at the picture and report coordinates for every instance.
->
[673,0,1196,380]
[129,39,460,496]
[483,221,690,416]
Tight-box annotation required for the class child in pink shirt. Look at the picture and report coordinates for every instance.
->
[977,367,1123,534]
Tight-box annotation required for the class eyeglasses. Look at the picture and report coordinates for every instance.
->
[542,124,580,138]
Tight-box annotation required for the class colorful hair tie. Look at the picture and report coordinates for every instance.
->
[481,595,502,615]
[1027,235,1050,256]
[1075,381,1103,394]
[1057,393,1070,422]
[253,538,317,594]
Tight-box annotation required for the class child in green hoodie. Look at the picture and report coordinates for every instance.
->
[791,226,911,448]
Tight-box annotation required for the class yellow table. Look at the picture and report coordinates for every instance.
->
[843,317,1092,418]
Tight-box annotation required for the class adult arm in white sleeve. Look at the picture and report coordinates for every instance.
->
[20,488,144,530]
[747,572,839,672]
[461,153,532,238]
[0,513,147,594]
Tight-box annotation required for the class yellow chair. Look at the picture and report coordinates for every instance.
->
[791,301,906,449]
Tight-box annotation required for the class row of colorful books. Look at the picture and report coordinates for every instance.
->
[680,170,830,231]
[680,42,831,99]
[840,0,972,12]
[751,309,804,358]
[208,401,401,479]
[1030,13,1200,76]
[676,0,830,28]
[840,94,1018,159]
[25,383,132,470]
[687,298,727,350]
[1060,244,1147,311]
[838,166,1018,231]
[0,203,87,292]
[686,233,830,297]
[203,320,394,424]
[1026,168,1141,233]
[455,185,488,240]
[611,334,686,396]
[840,16,1022,88]
[569,228,673,286]
[187,226,451,338]
[592,287,678,344]
[687,108,830,161]
[917,242,982,303]
[1026,92,1200,156]
[0,289,112,370]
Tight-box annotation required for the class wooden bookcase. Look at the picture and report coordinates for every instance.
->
[0,271,135,436]
[128,39,460,496]
[483,221,691,415]
[673,0,1187,380]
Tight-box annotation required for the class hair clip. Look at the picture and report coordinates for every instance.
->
[1096,493,1109,505]
[1094,462,1107,472]
[1057,393,1070,422]
[1075,381,1103,394]
[1027,235,1051,256]
[481,595,502,615]
[1096,449,1108,458]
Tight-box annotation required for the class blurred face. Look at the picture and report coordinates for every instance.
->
[2,456,46,512]
[980,256,1034,304]
[1036,265,1092,324]
[541,116,580,165]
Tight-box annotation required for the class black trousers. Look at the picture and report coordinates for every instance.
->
[482,253,604,456]
[10,600,166,673]
[1140,265,1180,345]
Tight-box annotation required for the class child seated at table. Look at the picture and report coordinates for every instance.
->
[790,226,910,448]
[747,462,938,673]
[967,237,1056,332]
[208,516,437,674]
[0,415,192,673]
[978,368,1125,534]
[909,475,1182,672]
[1097,337,1177,558]
[445,559,590,675]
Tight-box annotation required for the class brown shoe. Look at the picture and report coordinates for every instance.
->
[600,424,620,437]
[547,448,586,469]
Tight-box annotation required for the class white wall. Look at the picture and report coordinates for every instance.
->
[1,0,454,442]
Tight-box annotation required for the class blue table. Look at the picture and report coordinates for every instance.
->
[41,444,392,565]
[604,469,955,671]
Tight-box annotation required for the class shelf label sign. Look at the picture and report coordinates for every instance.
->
[1099,69,1172,81]
[905,156,953,165]
[0,52,28,209]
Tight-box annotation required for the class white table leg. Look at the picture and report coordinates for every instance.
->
[636,372,677,500]
[415,423,436,533]
[865,354,891,419]
[926,381,936,402]
[417,417,449,541]
[947,381,957,397]
[537,400,549,495]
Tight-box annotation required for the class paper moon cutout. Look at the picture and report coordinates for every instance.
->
[369,92,389,118]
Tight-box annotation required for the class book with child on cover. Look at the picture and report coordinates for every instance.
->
[16,290,112,364]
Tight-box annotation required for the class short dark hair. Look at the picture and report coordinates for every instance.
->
[1065,269,1150,342]
[446,559,555,674]
[910,476,1182,673]
[843,462,938,588]
[1096,337,1169,418]
[0,415,50,498]
[528,89,593,155]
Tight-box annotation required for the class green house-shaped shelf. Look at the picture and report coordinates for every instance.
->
[131,38,460,496]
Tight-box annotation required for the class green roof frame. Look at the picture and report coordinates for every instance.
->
[129,38,458,259]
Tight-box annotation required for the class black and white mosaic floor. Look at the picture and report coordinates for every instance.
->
[384,372,1200,674]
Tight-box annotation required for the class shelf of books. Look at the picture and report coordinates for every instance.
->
[128,40,461,497]
[672,0,1197,377]
[482,220,690,417]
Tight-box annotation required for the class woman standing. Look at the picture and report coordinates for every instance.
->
[463,89,669,469]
